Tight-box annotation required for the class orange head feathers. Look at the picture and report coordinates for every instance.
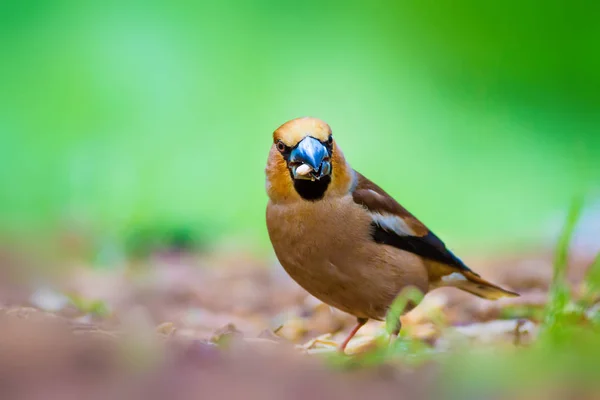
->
[273,117,332,146]
[265,117,354,203]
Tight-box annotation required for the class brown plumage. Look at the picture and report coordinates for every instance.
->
[265,117,518,351]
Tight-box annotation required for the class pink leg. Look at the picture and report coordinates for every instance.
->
[339,317,368,353]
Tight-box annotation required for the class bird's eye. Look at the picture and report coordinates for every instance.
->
[276,141,287,153]
[327,135,333,145]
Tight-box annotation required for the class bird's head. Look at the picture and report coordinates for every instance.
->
[266,117,354,202]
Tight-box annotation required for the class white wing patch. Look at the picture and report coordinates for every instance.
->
[370,212,417,236]
[441,272,467,283]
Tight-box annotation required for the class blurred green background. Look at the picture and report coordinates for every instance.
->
[1,0,598,256]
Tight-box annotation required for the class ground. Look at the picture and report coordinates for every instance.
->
[0,241,599,400]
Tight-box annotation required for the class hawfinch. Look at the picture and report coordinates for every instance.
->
[265,117,518,351]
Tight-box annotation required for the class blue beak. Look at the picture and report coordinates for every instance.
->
[289,137,331,180]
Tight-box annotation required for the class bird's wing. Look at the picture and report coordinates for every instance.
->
[351,171,476,275]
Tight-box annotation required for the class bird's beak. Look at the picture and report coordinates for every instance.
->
[289,137,332,181]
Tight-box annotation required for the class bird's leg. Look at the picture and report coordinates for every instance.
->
[339,317,368,353]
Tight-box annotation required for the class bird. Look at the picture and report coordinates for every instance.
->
[265,117,518,352]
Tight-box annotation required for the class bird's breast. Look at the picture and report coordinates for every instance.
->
[267,196,372,271]
[266,196,398,318]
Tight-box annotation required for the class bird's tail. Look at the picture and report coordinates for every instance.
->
[454,270,519,300]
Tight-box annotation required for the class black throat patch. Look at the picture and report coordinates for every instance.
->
[293,176,331,201]
[277,135,334,201]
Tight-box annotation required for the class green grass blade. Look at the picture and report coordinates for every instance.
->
[386,286,424,335]
[542,197,584,332]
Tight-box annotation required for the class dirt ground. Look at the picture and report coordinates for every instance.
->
[0,245,596,400]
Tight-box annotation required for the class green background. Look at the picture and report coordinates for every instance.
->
[1,1,598,255]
